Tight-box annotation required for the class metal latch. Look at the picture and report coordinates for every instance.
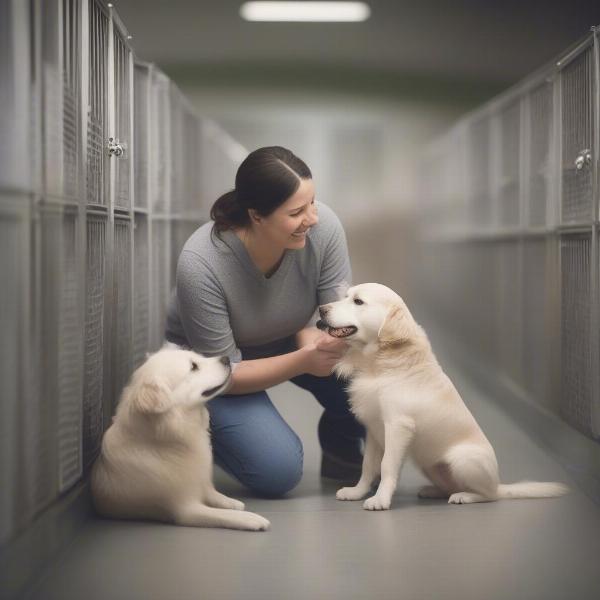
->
[107,137,125,158]
[574,148,592,170]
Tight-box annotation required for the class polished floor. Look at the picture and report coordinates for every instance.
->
[24,354,600,600]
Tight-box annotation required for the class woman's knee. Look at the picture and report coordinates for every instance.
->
[243,433,304,497]
[208,390,304,497]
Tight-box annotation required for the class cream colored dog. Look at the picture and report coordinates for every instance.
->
[317,283,568,510]
[91,346,270,531]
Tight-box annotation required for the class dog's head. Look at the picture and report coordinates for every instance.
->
[127,348,232,415]
[317,283,417,347]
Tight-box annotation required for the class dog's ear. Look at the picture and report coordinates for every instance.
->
[377,305,414,345]
[132,377,172,414]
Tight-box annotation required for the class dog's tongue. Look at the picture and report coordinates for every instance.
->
[328,326,355,338]
[316,320,356,338]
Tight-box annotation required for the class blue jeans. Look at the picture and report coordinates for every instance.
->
[207,373,365,498]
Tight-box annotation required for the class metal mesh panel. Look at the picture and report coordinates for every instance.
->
[463,242,498,362]
[27,209,63,518]
[113,31,131,210]
[57,211,82,491]
[200,121,242,217]
[498,102,521,227]
[183,110,201,214]
[495,241,522,382]
[522,237,558,410]
[561,47,594,224]
[1,1,35,191]
[62,0,79,199]
[150,219,171,350]
[170,88,184,214]
[112,218,132,411]
[560,233,593,436]
[0,211,23,544]
[133,214,149,368]
[43,0,63,197]
[528,83,554,227]
[468,117,492,227]
[86,1,109,206]
[133,64,149,209]
[150,72,171,214]
[83,214,106,467]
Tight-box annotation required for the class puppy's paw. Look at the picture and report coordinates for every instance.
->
[226,499,245,511]
[241,512,270,531]
[363,494,391,511]
[336,486,368,501]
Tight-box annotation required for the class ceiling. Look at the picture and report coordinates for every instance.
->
[115,0,600,89]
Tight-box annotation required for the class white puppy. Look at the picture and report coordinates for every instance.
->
[317,283,568,510]
[91,347,270,531]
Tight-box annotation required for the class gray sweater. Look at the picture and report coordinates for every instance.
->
[165,202,352,362]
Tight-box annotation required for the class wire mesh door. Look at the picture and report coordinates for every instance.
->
[63,0,80,199]
[112,217,133,412]
[527,82,555,228]
[560,46,595,225]
[560,232,594,438]
[497,101,521,228]
[113,24,131,211]
[86,0,109,207]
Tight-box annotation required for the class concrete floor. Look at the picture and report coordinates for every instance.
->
[24,356,600,600]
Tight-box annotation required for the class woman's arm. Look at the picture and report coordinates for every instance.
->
[227,334,348,395]
[227,348,311,395]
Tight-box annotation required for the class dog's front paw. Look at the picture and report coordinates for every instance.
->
[363,494,391,511]
[242,512,270,531]
[336,486,368,501]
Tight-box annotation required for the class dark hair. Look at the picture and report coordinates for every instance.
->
[210,146,312,237]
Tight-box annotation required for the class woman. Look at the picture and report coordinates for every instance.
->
[165,146,364,497]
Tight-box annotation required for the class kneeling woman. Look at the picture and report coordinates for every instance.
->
[165,146,364,497]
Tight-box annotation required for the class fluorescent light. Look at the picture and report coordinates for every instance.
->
[240,2,371,22]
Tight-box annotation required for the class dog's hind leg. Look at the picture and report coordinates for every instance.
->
[444,444,499,505]
[174,502,270,531]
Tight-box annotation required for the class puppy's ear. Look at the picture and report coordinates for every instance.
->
[161,341,180,350]
[377,305,414,345]
[132,378,172,414]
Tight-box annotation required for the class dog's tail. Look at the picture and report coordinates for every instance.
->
[496,481,569,499]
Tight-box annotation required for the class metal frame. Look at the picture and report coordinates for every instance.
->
[420,27,600,441]
[0,0,250,548]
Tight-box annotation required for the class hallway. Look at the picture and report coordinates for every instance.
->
[23,340,600,600]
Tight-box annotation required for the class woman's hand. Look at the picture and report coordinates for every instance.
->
[301,334,349,377]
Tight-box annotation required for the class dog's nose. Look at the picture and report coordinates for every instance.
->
[318,305,330,318]
[220,356,230,366]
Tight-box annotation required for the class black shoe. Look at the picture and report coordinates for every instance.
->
[320,451,362,482]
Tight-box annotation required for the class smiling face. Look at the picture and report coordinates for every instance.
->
[253,178,319,250]
[317,283,406,345]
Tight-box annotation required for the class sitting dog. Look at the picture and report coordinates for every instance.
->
[317,283,568,510]
[91,346,270,531]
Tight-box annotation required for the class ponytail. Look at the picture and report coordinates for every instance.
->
[210,189,249,237]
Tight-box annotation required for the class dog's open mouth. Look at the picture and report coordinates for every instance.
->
[316,320,357,339]
[202,373,232,398]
